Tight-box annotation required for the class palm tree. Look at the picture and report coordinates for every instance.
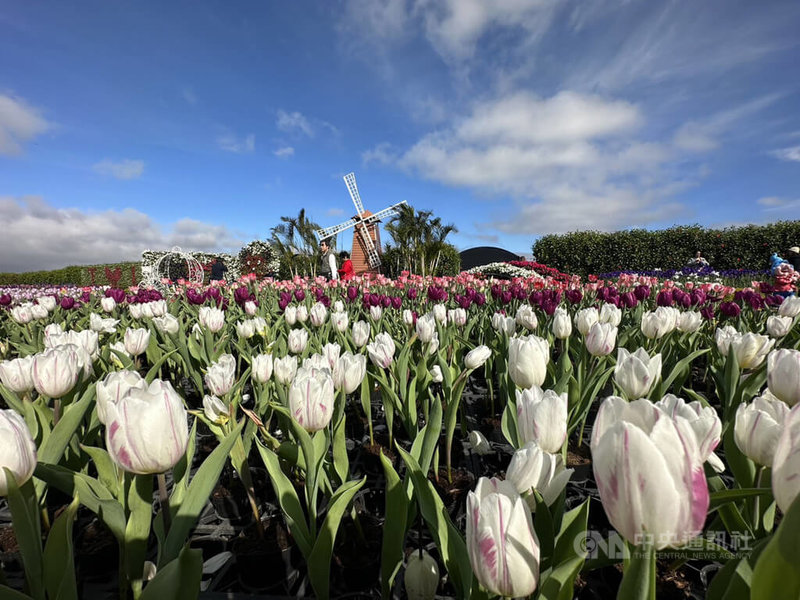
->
[385,204,456,276]
[270,209,326,277]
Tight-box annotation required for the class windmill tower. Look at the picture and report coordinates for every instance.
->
[315,172,406,275]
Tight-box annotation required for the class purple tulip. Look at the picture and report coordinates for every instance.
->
[0,294,11,306]
[765,294,784,307]
[747,295,765,310]
[566,289,583,304]
[347,286,358,301]
[634,285,651,300]
[391,296,402,310]
[701,304,715,320]
[234,286,251,305]
[60,297,75,310]
[206,287,222,301]
[529,291,543,306]
[186,289,206,305]
[294,289,305,302]
[690,290,706,306]
[720,301,741,318]
[501,291,513,304]
[320,295,331,308]
[541,300,557,315]
[407,287,418,300]
[381,295,392,308]
[620,291,638,308]
[474,292,486,306]
[656,290,674,307]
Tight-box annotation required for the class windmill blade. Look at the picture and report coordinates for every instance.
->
[356,222,382,268]
[343,172,366,216]
[363,200,408,223]
[316,218,358,240]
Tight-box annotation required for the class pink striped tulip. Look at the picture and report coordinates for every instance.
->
[466,477,540,598]
[591,397,709,549]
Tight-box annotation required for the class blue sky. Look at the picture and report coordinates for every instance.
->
[1,0,799,271]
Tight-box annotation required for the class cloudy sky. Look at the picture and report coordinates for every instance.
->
[1,0,799,272]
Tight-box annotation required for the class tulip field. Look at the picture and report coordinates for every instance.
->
[1,270,800,600]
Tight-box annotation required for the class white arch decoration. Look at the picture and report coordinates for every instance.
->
[143,247,205,287]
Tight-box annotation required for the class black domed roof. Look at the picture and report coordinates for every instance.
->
[459,246,523,271]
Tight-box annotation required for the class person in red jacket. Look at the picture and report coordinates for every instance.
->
[338,251,354,280]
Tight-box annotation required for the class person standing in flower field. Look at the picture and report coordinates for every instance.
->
[210,257,228,282]
[788,246,800,271]
[687,251,709,267]
[338,251,354,280]
[320,238,338,280]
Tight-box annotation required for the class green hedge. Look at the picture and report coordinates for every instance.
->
[0,262,142,287]
[532,221,800,276]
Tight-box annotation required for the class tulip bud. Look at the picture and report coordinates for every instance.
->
[244,301,257,316]
[730,332,774,369]
[0,356,35,394]
[31,304,49,320]
[284,306,298,326]
[468,430,493,455]
[506,442,573,508]
[109,341,130,367]
[296,305,308,323]
[585,322,617,356]
[449,308,467,327]
[96,370,147,424]
[148,300,167,317]
[105,379,189,474]
[599,303,622,326]
[236,320,257,339]
[591,397,709,549]
[203,395,229,425]
[369,305,383,321]
[416,313,436,343]
[772,403,800,513]
[508,335,549,389]
[32,346,80,398]
[677,311,702,333]
[367,333,396,369]
[735,391,789,466]
[767,315,793,338]
[289,366,335,432]
[310,302,328,327]
[333,352,367,394]
[491,312,516,336]
[303,353,329,371]
[403,309,415,327]
[101,297,117,313]
[128,303,144,319]
[428,332,439,355]
[641,307,678,339]
[464,345,491,370]
[715,325,739,356]
[432,304,447,324]
[515,305,538,331]
[205,354,236,396]
[551,307,572,339]
[767,349,800,406]
[574,307,599,336]
[430,365,443,383]
[0,410,37,495]
[404,550,440,600]
[333,300,344,313]
[656,394,723,471]
[516,387,567,452]
[352,320,370,348]
[251,353,273,383]
[153,314,180,335]
[90,313,119,334]
[778,296,800,318]
[37,296,57,312]
[614,348,662,400]
[466,478,540,598]
[331,311,349,332]
[287,329,309,354]
[273,355,298,385]
[322,343,341,370]
[198,306,225,332]
[11,304,34,324]
[123,327,150,357]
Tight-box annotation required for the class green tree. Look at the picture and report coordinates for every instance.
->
[384,204,458,276]
[270,209,329,278]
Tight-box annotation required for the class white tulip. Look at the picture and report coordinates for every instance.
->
[516,387,567,453]
[614,348,662,400]
[735,391,789,466]
[767,315,794,339]
[767,349,800,406]
[508,335,549,389]
[506,442,573,508]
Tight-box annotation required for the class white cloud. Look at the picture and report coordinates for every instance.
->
[757,196,800,212]
[217,132,255,153]
[366,89,695,234]
[0,196,244,272]
[0,94,51,156]
[276,110,314,137]
[273,146,295,158]
[757,196,784,207]
[92,158,145,180]
[326,207,345,217]
[772,146,800,163]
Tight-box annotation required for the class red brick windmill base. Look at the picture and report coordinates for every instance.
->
[349,210,382,275]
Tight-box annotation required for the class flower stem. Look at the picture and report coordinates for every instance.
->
[157,472,171,537]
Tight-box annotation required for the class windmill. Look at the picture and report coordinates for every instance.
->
[315,172,407,274]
